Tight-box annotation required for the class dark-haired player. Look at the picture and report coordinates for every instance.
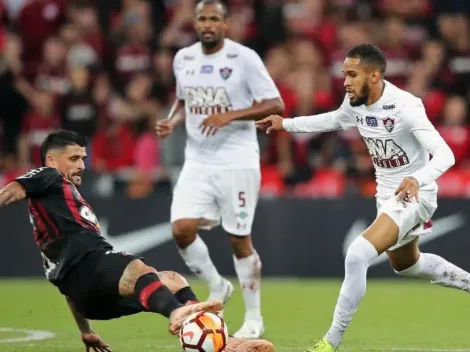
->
[0,130,273,352]
[257,44,470,351]
[156,0,284,339]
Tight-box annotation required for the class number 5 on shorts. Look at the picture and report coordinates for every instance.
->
[238,191,246,207]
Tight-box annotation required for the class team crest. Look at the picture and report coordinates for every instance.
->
[383,117,395,132]
[219,67,232,80]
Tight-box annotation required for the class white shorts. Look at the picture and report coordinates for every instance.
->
[170,164,261,236]
[376,191,437,251]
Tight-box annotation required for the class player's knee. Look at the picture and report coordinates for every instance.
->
[345,236,377,269]
[172,220,198,247]
[157,271,189,293]
[228,234,253,258]
[120,260,157,296]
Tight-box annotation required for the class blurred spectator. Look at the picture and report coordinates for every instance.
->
[330,22,371,99]
[61,66,98,138]
[91,123,135,173]
[437,11,470,97]
[33,37,70,96]
[18,91,59,168]
[17,0,65,65]
[378,17,413,89]
[114,0,153,86]
[437,96,470,168]
[0,0,468,198]
[61,22,99,69]
[151,48,175,105]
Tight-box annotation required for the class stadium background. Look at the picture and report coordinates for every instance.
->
[0,0,467,275]
[1,1,470,351]
[0,0,468,277]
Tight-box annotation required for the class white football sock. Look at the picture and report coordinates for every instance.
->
[233,251,262,321]
[325,236,378,349]
[395,252,470,292]
[178,235,222,289]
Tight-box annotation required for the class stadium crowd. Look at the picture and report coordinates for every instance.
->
[0,0,469,198]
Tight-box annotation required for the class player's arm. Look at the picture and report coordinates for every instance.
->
[234,48,285,121]
[156,49,187,139]
[200,49,284,135]
[256,103,352,134]
[155,99,186,139]
[66,297,112,351]
[257,94,354,134]
[0,181,26,207]
[66,296,92,334]
[395,100,455,200]
[224,97,284,122]
[408,102,455,186]
[12,167,63,199]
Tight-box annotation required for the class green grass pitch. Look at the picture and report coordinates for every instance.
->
[0,278,469,351]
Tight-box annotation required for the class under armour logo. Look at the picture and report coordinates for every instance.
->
[237,223,247,230]
[186,70,195,75]
[356,116,363,124]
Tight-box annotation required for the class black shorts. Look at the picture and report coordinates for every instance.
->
[59,249,146,320]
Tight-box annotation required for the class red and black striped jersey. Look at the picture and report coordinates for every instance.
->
[15,167,112,283]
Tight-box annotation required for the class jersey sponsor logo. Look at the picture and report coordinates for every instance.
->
[79,205,98,225]
[383,117,395,132]
[219,67,233,80]
[382,103,395,110]
[184,86,233,115]
[366,116,378,127]
[356,116,363,125]
[17,167,48,179]
[363,137,410,168]
[200,65,213,74]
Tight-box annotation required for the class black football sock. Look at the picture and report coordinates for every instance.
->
[175,286,199,305]
[135,273,182,318]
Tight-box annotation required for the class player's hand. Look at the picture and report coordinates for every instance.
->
[0,181,26,207]
[395,177,419,202]
[155,119,175,139]
[200,112,235,136]
[255,115,284,134]
[81,331,112,352]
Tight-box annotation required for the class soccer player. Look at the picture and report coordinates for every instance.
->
[156,0,284,339]
[0,130,273,352]
[256,44,470,351]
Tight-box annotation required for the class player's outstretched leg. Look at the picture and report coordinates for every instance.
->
[161,271,274,351]
[305,214,399,352]
[173,219,234,306]
[228,234,264,339]
[118,259,223,335]
[389,239,470,292]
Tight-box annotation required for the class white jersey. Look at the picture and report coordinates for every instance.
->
[283,81,455,198]
[173,39,280,169]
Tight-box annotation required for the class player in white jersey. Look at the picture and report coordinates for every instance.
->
[257,44,470,351]
[155,0,284,339]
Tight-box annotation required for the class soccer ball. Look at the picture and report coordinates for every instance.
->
[180,311,229,352]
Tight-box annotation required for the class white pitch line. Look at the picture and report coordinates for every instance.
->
[0,328,56,343]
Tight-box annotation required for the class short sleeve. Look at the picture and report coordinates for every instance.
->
[243,49,281,102]
[173,49,185,100]
[15,167,63,198]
